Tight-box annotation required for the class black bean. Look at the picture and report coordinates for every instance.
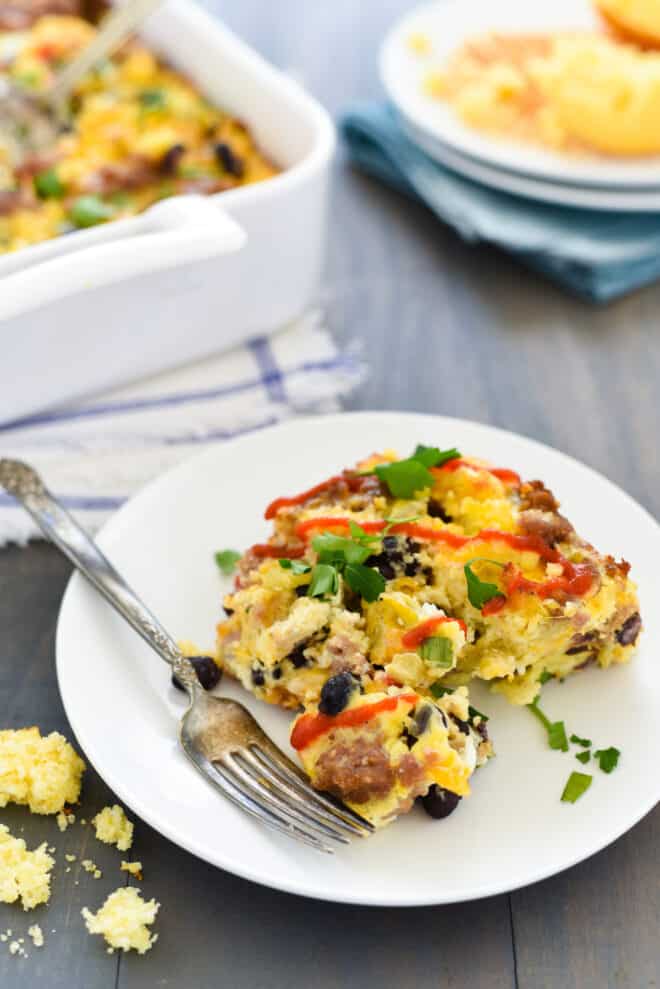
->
[406,539,421,554]
[295,584,309,598]
[223,605,234,617]
[401,728,416,750]
[452,717,470,735]
[616,612,641,647]
[382,536,399,553]
[318,672,355,716]
[427,500,452,522]
[414,704,433,735]
[404,560,420,577]
[288,643,310,668]
[476,720,489,742]
[272,665,282,680]
[251,667,266,687]
[171,655,222,692]
[421,785,462,820]
[160,143,186,174]
[214,142,244,177]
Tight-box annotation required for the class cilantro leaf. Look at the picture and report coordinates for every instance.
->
[430,683,452,700]
[570,734,592,748]
[312,532,371,566]
[538,671,553,685]
[594,747,620,774]
[34,168,64,199]
[527,698,569,751]
[561,771,592,803]
[375,458,433,499]
[344,563,385,602]
[412,445,461,468]
[278,559,311,574]
[464,559,505,610]
[214,549,241,575]
[307,563,339,598]
[575,750,591,764]
[419,636,454,668]
[348,520,381,545]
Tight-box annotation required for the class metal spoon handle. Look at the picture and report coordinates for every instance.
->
[49,0,164,107]
[0,459,197,691]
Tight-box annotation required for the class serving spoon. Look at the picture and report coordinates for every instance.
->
[0,459,374,852]
[0,0,164,165]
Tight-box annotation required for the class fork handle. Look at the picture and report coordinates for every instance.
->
[0,459,199,693]
[48,0,164,109]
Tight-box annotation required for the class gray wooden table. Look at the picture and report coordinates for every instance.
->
[2,1,660,985]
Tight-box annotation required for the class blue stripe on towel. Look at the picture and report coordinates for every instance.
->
[247,336,287,404]
[0,355,353,434]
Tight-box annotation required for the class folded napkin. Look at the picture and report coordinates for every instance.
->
[0,312,364,546]
[341,103,660,302]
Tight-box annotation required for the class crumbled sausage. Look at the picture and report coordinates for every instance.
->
[518,509,573,547]
[519,479,560,513]
[314,735,394,804]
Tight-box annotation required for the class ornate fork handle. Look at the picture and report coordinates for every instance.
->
[0,459,199,693]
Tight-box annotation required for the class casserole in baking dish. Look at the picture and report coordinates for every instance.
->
[0,0,334,425]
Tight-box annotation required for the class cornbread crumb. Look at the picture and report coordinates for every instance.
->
[9,940,22,956]
[56,810,76,831]
[120,860,143,879]
[82,887,159,954]
[0,824,54,910]
[65,854,76,863]
[93,805,133,852]
[0,728,85,815]
[82,859,102,879]
[28,924,44,947]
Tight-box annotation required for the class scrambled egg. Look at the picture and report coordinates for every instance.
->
[425,28,660,156]
[0,15,276,252]
[596,0,660,46]
[216,446,640,824]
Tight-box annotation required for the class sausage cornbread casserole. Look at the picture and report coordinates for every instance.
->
[0,13,276,252]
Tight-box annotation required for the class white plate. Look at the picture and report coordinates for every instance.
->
[381,0,660,190]
[403,119,660,211]
[56,412,660,907]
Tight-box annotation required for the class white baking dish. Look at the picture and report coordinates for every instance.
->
[0,0,335,425]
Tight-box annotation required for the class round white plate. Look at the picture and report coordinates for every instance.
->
[56,412,660,906]
[381,0,660,190]
[403,117,660,211]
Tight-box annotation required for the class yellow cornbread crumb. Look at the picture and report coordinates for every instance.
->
[56,810,76,832]
[0,727,85,815]
[0,824,54,910]
[82,859,102,879]
[92,805,133,852]
[82,887,159,954]
[28,924,44,947]
[120,861,143,879]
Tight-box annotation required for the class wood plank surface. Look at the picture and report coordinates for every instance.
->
[1,0,660,986]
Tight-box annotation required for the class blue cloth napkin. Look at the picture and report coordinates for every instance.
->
[341,103,660,302]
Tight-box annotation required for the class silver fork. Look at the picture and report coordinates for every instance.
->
[0,459,374,853]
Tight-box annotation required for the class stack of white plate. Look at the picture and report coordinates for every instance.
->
[380,0,660,212]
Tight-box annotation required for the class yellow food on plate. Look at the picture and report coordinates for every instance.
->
[92,804,134,851]
[218,445,640,709]
[0,14,276,253]
[0,725,85,814]
[0,823,54,910]
[538,36,660,155]
[597,0,660,46]
[425,30,660,156]
[291,682,490,828]
[82,887,159,954]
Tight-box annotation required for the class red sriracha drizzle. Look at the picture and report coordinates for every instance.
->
[264,471,377,520]
[291,693,419,751]
[294,517,594,608]
[401,616,466,648]
[433,459,521,487]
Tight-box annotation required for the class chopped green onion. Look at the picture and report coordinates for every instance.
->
[575,750,591,764]
[69,195,115,228]
[419,636,453,668]
[214,549,241,575]
[561,772,592,803]
[34,168,64,199]
[538,670,553,685]
[139,88,167,109]
[527,698,569,751]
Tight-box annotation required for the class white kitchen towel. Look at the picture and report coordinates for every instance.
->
[0,312,365,545]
